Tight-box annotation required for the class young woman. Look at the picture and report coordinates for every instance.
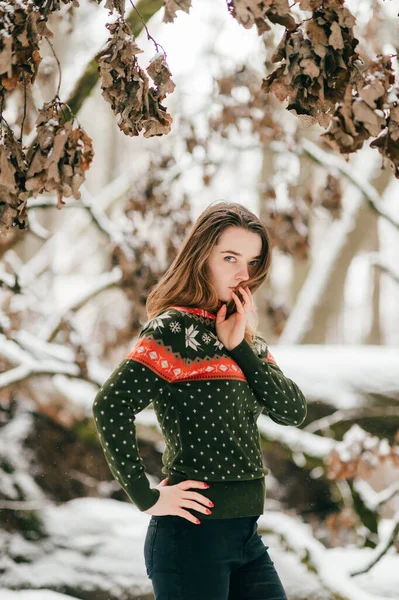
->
[92,201,307,600]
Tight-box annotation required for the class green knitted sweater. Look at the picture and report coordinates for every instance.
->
[92,306,307,519]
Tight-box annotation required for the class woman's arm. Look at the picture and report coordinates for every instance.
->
[227,334,307,427]
[92,309,185,511]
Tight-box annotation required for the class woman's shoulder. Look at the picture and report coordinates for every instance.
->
[139,307,186,339]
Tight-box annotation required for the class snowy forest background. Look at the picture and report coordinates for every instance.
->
[1,0,399,599]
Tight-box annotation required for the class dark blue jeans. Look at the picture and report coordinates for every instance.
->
[144,515,288,600]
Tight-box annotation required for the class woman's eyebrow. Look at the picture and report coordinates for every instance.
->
[220,250,261,259]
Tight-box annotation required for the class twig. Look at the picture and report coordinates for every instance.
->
[43,35,62,100]
[350,508,399,577]
[19,70,27,142]
[369,253,399,285]
[128,0,166,55]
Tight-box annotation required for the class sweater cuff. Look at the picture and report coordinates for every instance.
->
[125,472,161,512]
[228,338,268,376]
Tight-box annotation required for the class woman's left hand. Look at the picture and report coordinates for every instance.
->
[216,286,255,351]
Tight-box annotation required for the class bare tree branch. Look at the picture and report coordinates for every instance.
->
[41,266,123,342]
[370,253,399,285]
[301,139,399,231]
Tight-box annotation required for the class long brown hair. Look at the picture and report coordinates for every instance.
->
[146,201,272,344]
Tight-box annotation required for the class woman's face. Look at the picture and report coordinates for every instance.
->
[206,226,263,303]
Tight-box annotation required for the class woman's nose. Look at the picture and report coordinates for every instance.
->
[236,268,249,281]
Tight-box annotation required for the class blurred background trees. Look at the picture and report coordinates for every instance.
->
[1,1,399,598]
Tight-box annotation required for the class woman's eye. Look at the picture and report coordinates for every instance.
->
[224,256,258,266]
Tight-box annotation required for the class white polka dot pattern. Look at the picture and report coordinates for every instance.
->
[228,336,307,427]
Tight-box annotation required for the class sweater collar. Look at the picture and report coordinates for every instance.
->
[168,300,224,321]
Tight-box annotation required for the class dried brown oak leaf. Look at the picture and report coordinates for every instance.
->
[321,85,377,154]
[263,206,309,260]
[163,0,192,23]
[227,0,297,35]
[147,52,176,97]
[103,0,126,15]
[319,173,342,218]
[95,19,174,137]
[322,55,394,155]
[25,100,94,209]
[262,1,359,128]
[370,90,399,179]
[0,0,52,95]
[0,123,29,233]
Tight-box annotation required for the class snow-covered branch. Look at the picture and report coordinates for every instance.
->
[27,187,130,250]
[0,270,20,292]
[304,406,399,434]
[350,507,399,577]
[353,480,399,512]
[0,360,80,390]
[39,266,123,342]
[0,334,90,389]
[301,139,399,231]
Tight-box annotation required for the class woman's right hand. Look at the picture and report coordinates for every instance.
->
[144,476,213,524]
[216,285,255,350]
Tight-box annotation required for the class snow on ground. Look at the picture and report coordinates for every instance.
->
[0,498,151,600]
[0,592,76,600]
[259,511,399,600]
